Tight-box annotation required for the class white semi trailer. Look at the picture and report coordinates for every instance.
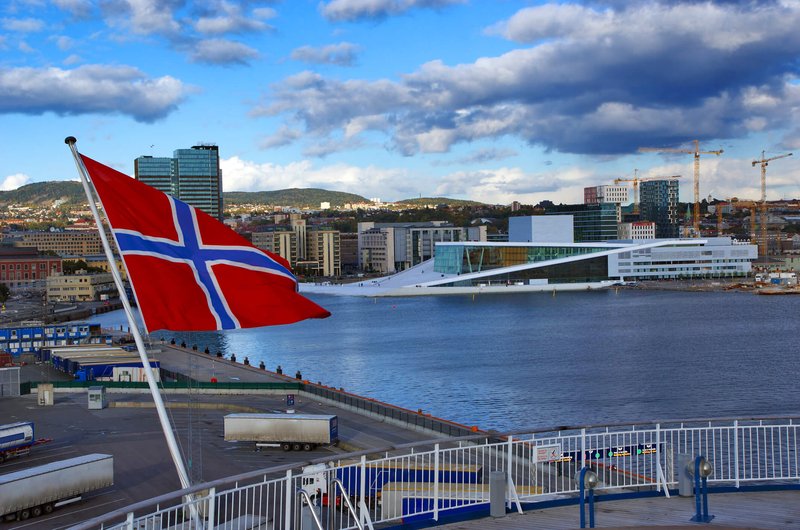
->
[224,413,339,451]
[0,453,114,522]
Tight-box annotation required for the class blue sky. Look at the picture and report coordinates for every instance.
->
[1,0,799,205]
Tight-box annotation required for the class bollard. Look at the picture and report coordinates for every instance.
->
[678,453,693,497]
[489,471,506,517]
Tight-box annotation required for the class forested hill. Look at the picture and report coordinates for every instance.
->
[0,181,84,206]
[223,188,368,207]
[395,197,485,207]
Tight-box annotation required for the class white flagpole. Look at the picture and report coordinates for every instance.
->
[64,137,193,491]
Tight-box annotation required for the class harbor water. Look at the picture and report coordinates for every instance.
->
[90,289,800,431]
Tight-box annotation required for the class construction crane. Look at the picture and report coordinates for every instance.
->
[752,151,792,257]
[613,173,681,215]
[639,140,723,236]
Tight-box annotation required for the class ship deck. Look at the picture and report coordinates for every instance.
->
[434,489,800,529]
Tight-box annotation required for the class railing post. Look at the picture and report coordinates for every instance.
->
[359,455,367,527]
[734,420,740,489]
[206,487,216,530]
[125,511,134,530]
[284,469,293,530]
[656,423,661,492]
[581,428,587,479]
[433,443,440,521]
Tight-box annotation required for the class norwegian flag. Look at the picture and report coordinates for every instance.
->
[81,154,330,332]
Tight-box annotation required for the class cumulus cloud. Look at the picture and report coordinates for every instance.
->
[1,17,45,32]
[259,1,800,157]
[1,173,31,191]
[53,0,93,18]
[435,148,518,166]
[111,0,181,37]
[290,42,360,67]
[320,0,465,22]
[221,156,417,199]
[0,64,188,122]
[434,166,595,204]
[190,38,259,65]
[194,3,275,35]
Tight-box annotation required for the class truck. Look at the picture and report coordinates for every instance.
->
[0,422,48,463]
[223,413,339,451]
[298,461,483,507]
[0,453,114,522]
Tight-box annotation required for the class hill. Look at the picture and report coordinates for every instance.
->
[394,197,486,207]
[224,188,368,208]
[0,181,85,206]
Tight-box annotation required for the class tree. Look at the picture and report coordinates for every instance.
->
[0,283,9,304]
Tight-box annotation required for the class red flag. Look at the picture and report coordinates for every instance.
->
[81,154,330,332]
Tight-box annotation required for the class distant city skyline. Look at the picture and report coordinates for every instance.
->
[2,1,799,205]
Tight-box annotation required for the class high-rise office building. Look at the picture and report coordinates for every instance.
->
[134,145,223,221]
[545,203,619,242]
[639,179,680,238]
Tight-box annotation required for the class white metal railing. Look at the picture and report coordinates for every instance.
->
[70,417,800,530]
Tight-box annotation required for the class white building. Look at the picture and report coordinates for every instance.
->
[509,215,573,243]
[618,221,656,240]
[357,222,486,272]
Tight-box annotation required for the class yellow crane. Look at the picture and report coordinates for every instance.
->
[752,151,792,257]
[614,172,681,215]
[638,140,723,236]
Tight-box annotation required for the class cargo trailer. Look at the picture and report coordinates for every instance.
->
[224,413,338,451]
[0,453,113,521]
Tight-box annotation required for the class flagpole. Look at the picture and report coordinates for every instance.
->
[64,137,193,492]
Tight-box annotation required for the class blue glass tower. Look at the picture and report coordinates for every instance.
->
[134,145,222,221]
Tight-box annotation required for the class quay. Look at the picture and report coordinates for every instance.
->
[3,336,800,529]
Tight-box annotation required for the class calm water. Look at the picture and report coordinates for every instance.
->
[90,290,800,431]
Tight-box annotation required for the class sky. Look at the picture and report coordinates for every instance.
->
[1,0,799,206]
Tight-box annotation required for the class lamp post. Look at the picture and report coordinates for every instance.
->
[690,455,714,523]
[577,466,599,528]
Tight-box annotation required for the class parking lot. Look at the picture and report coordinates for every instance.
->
[1,372,436,529]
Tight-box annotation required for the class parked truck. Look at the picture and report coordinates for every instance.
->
[0,453,114,521]
[224,413,339,451]
[0,422,48,463]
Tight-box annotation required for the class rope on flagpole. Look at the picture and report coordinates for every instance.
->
[64,137,195,495]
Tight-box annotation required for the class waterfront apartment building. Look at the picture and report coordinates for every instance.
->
[618,221,656,240]
[251,230,298,265]
[134,145,223,221]
[15,230,103,256]
[305,229,341,277]
[357,222,487,272]
[545,203,619,242]
[46,272,116,302]
[639,179,679,238]
[0,248,62,289]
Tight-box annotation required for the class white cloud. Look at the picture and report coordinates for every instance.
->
[0,64,188,122]
[190,38,259,65]
[320,0,465,22]
[262,1,800,158]
[1,17,45,32]
[290,43,360,66]
[1,173,31,191]
[221,156,416,200]
[194,3,274,35]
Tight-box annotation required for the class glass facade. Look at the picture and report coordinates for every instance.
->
[434,244,610,275]
[135,145,222,220]
[545,203,619,242]
[640,180,679,238]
